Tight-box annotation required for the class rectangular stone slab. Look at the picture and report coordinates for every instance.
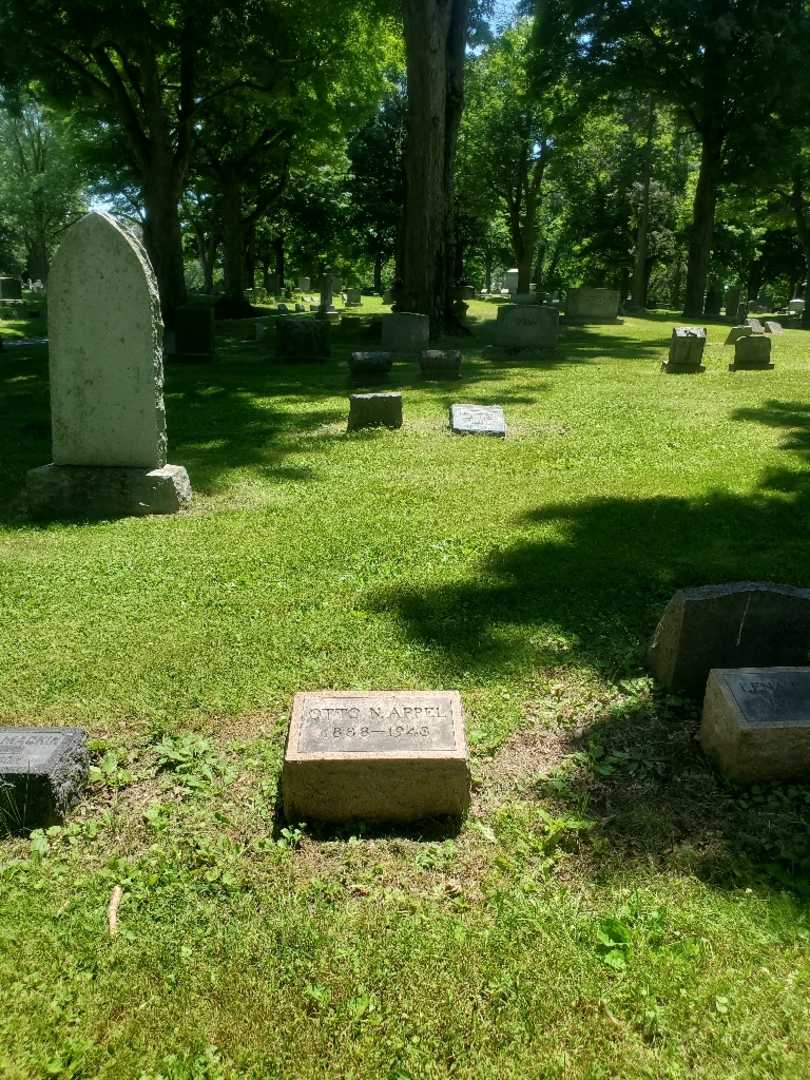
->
[450,404,506,437]
[0,727,88,831]
[701,668,810,781]
[282,691,470,823]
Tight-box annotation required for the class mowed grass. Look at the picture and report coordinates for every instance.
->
[1,300,810,1078]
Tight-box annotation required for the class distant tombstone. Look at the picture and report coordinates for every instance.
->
[724,325,752,346]
[0,276,22,299]
[348,392,403,430]
[381,312,429,353]
[173,304,215,360]
[319,274,335,313]
[382,289,393,304]
[276,303,289,315]
[298,276,311,292]
[420,349,461,379]
[345,288,363,307]
[723,288,740,317]
[308,303,320,312]
[294,302,306,313]
[282,690,470,822]
[788,298,805,316]
[565,287,620,323]
[735,302,748,325]
[662,327,706,373]
[450,403,506,437]
[648,582,810,697]
[701,668,810,782]
[275,317,331,362]
[731,335,773,371]
[763,320,784,334]
[0,728,88,830]
[267,273,280,296]
[746,318,765,334]
[496,304,559,348]
[504,269,520,294]
[348,351,393,383]
[454,285,476,300]
[26,212,192,519]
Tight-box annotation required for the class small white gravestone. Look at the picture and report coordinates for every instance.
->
[450,403,506,437]
[27,212,191,518]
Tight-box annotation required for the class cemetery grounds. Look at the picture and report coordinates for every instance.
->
[1,300,809,1079]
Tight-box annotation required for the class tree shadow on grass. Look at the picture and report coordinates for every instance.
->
[532,693,810,896]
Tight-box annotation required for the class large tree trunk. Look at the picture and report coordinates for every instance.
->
[631,100,655,308]
[273,235,285,288]
[400,0,468,336]
[141,169,187,326]
[789,171,810,329]
[373,243,383,292]
[221,175,245,302]
[684,127,723,318]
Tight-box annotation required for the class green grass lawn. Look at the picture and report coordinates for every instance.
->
[1,301,810,1078]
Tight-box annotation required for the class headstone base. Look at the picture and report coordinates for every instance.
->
[0,727,88,831]
[729,362,775,372]
[27,463,192,520]
[661,362,705,374]
[348,392,402,430]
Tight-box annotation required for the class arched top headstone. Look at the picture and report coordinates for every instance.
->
[49,211,167,468]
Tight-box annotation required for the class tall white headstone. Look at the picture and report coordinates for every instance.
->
[27,212,191,518]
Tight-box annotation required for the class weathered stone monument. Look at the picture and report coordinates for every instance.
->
[450,403,506,437]
[282,691,470,822]
[662,327,706,373]
[381,312,429,354]
[345,289,363,307]
[648,582,810,697]
[496,304,559,349]
[0,276,22,299]
[746,318,765,334]
[724,325,752,346]
[348,392,402,430]
[298,276,310,292]
[27,212,192,519]
[0,727,88,830]
[701,668,810,782]
[319,274,336,314]
[730,335,773,371]
[504,269,520,294]
[763,321,784,334]
[420,349,461,379]
[266,273,280,295]
[566,287,620,323]
[348,351,393,383]
[275,317,331,362]
[788,298,805,316]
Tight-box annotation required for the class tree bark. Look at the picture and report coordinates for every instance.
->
[789,171,810,329]
[631,99,655,308]
[399,0,468,336]
[221,174,245,301]
[684,127,723,318]
[141,165,187,325]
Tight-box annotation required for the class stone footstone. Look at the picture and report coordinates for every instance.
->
[730,335,773,371]
[420,349,461,379]
[565,287,620,323]
[348,392,402,430]
[275,317,331,362]
[662,326,706,373]
[345,289,363,307]
[26,211,191,518]
[348,351,393,383]
[282,691,470,823]
[381,312,429,354]
[0,728,88,831]
[27,463,192,519]
[724,325,752,346]
[648,582,810,698]
[746,318,765,334]
[764,321,784,334]
[450,403,506,437]
[701,668,810,782]
[173,304,215,360]
[496,304,559,348]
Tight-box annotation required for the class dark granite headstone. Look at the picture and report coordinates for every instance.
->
[174,305,215,360]
[0,728,88,831]
[348,351,393,383]
[649,582,810,697]
[275,318,331,362]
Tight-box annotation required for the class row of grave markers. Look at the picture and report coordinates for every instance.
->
[4,581,810,833]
